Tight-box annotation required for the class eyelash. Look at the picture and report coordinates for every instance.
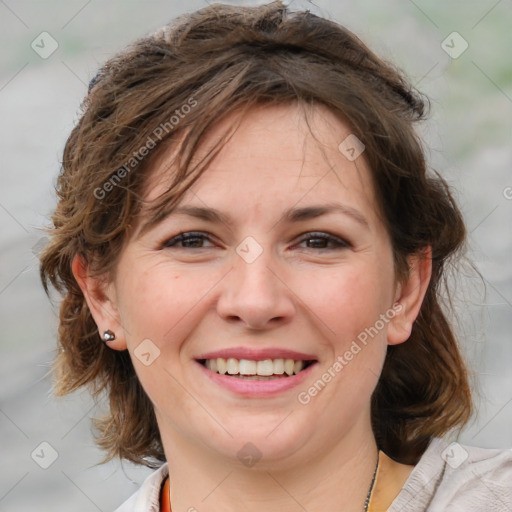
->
[161,231,350,251]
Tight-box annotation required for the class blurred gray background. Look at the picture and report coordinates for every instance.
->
[0,0,511,510]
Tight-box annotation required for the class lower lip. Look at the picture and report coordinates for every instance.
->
[196,361,317,397]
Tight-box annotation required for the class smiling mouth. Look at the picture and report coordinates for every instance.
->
[198,358,317,380]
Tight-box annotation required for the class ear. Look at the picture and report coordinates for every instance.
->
[387,247,432,346]
[71,255,127,351]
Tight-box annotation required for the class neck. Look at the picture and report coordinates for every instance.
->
[160,416,379,512]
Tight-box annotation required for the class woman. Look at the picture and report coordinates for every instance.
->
[39,2,511,511]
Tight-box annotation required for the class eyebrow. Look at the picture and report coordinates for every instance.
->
[167,202,370,230]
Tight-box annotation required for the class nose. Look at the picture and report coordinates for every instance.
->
[216,246,295,330]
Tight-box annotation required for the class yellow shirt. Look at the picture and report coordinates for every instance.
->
[368,451,416,511]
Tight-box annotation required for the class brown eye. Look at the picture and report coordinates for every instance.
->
[295,232,350,250]
[162,232,215,249]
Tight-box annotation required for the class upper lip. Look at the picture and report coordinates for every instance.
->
[196,347,318,361]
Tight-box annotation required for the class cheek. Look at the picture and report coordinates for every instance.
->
[114,265,208,406]
[118,270,171,340]
[300,261,395,346]
[117,263,220,348]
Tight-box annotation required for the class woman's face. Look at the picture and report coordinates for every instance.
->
[85,103,422,468]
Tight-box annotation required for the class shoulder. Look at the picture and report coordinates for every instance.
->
[114,463,168,512]
[389,437,512,512]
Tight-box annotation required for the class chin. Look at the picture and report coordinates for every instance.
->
[202,418,311,469]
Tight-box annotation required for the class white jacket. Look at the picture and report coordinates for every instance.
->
[114,437,512,511]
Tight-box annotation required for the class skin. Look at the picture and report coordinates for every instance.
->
[74,103,431,512]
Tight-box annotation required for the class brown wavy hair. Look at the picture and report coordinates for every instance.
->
[39,1,474,468]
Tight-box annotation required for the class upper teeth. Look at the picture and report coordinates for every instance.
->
[204,358,306,376]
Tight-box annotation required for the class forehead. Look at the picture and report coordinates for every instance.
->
[142,102,383,230]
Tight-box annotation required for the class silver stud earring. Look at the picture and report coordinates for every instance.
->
[102,329,116,343]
